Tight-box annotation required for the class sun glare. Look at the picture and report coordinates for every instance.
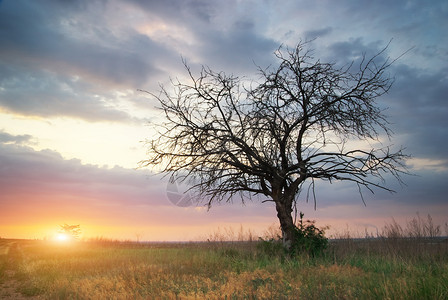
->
[56,233,70,242]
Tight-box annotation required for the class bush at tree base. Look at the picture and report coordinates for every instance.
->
[290,212,328,257]
[258,213,328,257]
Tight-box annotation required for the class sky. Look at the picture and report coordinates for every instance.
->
[1,0,447,241]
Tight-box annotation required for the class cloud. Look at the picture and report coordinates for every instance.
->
[387,64,448,160]
[0,129,32,144]
[0,0,174,122]
[0,65,137,122]
[3,0,443,125]
[129,0,278,72]
[128,0,217,24]
[0,138,163,208]
[195,27,277,74]
[304,27,333,40]
[0,0,164,87]
[0,133,276,238]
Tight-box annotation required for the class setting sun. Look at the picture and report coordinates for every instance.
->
[56,233,70,242]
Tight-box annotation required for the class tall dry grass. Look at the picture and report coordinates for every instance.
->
[1,214,447,299]
[329,214,448,263]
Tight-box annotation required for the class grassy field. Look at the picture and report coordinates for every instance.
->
[0,236,447,299]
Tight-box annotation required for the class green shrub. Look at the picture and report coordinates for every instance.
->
[290,212,328,257]
[257,213,328,258]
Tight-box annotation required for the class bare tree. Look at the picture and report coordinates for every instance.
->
[141,41,408,248]
[59,224,81,240]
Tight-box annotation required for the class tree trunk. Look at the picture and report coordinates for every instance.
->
[274,198,296,250]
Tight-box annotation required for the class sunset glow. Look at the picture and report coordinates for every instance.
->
[1,0,447,241]
[56,233,70,242]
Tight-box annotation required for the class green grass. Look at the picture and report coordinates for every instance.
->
[0,237,447,299]
[0,240,9,283]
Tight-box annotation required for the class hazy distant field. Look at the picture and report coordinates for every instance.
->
[0,236,447,299]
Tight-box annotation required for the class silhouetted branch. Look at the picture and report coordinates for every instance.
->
[140,41,409,247]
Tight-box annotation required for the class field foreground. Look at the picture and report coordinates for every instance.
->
[0,238,447,299]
